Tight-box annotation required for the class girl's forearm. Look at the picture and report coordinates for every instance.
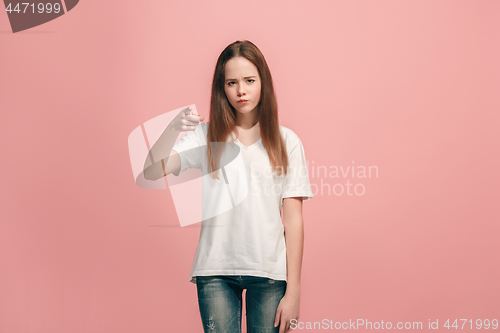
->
[143,123,180,180]
[283,216,304,297]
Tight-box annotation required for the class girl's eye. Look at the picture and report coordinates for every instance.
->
[247,79,254,83]
[227,82,235,86]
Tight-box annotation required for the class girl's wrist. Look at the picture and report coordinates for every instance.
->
[285,285,301,298]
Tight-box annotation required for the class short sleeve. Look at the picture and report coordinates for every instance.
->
[171,124,204,176]
[282,139,314,201]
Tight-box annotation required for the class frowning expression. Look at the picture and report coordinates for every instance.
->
[224,57,262,116]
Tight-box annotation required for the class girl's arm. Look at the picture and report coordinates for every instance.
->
[282,196,304,296]
[143,106,203,181]
[274,197,304,331]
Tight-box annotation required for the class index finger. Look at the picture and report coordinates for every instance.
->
[181,106,192,114]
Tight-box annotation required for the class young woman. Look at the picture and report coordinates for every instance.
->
[144,40,313,332]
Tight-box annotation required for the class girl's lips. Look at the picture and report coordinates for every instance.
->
[238,100,248,103]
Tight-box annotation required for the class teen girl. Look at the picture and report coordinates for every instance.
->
[144,40,313,332]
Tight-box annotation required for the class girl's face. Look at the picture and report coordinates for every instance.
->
[224,57,262,117]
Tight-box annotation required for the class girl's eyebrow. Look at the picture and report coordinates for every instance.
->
[225,76,257,82]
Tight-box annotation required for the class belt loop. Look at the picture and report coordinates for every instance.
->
[238,275,244,288]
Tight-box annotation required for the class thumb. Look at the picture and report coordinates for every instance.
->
[190,106,199,116]
[274,312,280,327]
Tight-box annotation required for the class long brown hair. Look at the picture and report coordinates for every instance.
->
[207,40,289,180]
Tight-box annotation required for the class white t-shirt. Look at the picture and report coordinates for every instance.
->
[172,121,313,284]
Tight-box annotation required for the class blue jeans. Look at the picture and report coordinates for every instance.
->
[196,275,287,333]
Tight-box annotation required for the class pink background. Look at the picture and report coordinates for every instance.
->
[1,0,499,332]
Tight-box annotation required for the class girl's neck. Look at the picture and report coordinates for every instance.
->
[236,108,259,130]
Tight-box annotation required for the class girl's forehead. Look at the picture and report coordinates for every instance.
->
[225,57,259,74]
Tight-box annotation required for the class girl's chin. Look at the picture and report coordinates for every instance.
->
[234,105,256,113]
[235,110,255,116]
